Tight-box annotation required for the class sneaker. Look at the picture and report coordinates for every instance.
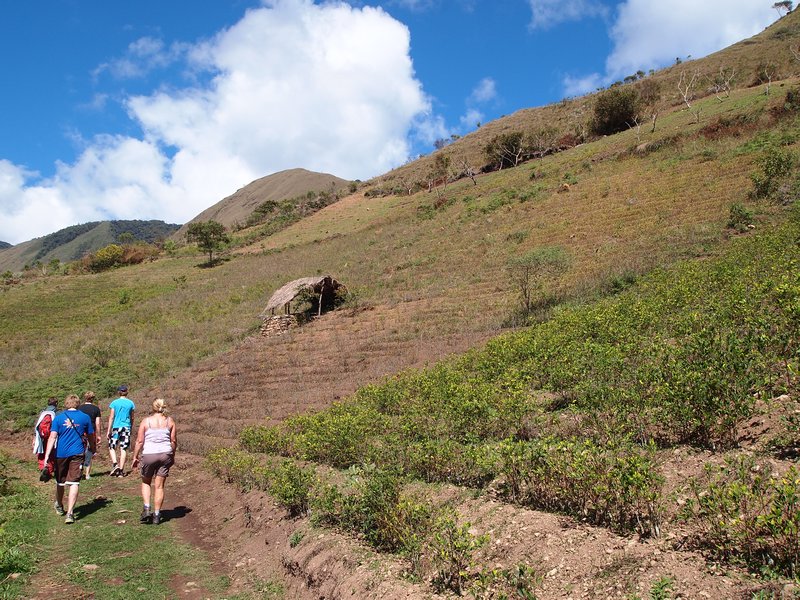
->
[152,513,161,525]
[116,469,125,478]
[64,513,75,524]
[140,508,152,524]
[54,502,66,516]
[110,466,119,476]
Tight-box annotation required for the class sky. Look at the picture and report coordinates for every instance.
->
[0,0,781,245]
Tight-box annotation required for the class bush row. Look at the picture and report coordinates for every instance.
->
[205,449,521,594]
[686,455,800,578]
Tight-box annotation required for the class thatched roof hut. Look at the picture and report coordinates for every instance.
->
[260,275,344,317]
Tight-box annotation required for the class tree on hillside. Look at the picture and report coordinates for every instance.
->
[590,87,641,136]
[484,131,526,170]
[773,1,793,17]
[508,246,571,316]
[186,220,229,266]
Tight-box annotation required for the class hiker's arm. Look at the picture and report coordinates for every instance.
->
[106,408,115,437]
[131,420,146,467]
[130,408,135,432]
[170,418,177,454]
[94,417,101,446]
[87,423,97,453]
[43,431,57,465]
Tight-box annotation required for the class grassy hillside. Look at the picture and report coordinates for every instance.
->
[2,77,799,431]
[2,13,800,599]
[0,220,179,273]
[173,167,352,239]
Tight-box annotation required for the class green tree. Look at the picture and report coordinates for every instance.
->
[590,87,641,136]
[508,246,571,314]
[484,131,526,170]
[186,221,229,265]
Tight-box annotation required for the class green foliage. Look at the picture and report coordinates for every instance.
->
[89,243,124,272]
[590,87,641,136]
[687,455,800,577]
[186,220,230,265]
[648,576,674,600]
[728,202,754,232]
[750,146,797,201]
[269,460,314,516]
[497,437,663,536]
[431,514,487,595]
[507,246,571,315]
[484,131,526,170]
[473,563,540,600]
[289,530,305,547]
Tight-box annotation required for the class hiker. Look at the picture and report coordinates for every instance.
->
[42,394,96,524]
[107,384,135,477]
[78,391,101,479]
[33,396,58,478]
[131,398,177,525]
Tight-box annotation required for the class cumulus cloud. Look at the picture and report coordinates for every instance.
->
[0,0,430,245]
[605,0,775,79]
[528,0,609,30]
[561,0,777,95]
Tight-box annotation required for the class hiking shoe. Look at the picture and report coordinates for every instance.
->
[64,513,75,524]
[152,513,161,525]
[140,508,152,524]
[110,465,119,476]
[54,502,66,516]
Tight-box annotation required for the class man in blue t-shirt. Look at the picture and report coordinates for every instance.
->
[43,394,96,524]
[107,385,135,477]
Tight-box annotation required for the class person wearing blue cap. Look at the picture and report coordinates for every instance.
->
[106,385,135,477]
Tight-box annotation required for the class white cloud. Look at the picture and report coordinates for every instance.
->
[468,77,497,104]
[528,0,609,30]
[605,0,776,79]
[562,73,603,97]
[93,36,187,80]
[0,0,430,245]
[561,0,777,97]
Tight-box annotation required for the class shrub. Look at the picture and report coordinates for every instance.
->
[688,455,800,576]
[269,460,314,516]
[431,514,487,595]
[590,87,641,136]
[750,147,796,200]
[89,243,124,272]
[728,202,754,232]
[496,437,663,536]
[484,132,526,170]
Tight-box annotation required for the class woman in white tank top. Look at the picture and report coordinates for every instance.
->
[131,398,177,525]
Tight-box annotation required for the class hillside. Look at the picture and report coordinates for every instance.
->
[0,241,10,250]
[2,10,800,599]
[173,167,351,239]
[0,219,179,273]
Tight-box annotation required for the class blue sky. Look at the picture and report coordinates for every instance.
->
[0,0,780,244]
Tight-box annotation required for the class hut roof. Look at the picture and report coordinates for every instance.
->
[261,276,338,316]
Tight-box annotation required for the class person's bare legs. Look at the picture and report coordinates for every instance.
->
[65,484,79,515]
[153,476,166,513]
[141,478,152,506]
[118,448,128,473]
[55,484,65,508]
[109,444,118,472]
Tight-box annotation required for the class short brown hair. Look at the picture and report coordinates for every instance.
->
[64,394,80,409]
[83,391,96,403]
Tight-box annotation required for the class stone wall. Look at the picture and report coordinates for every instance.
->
[260,314,299,337]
